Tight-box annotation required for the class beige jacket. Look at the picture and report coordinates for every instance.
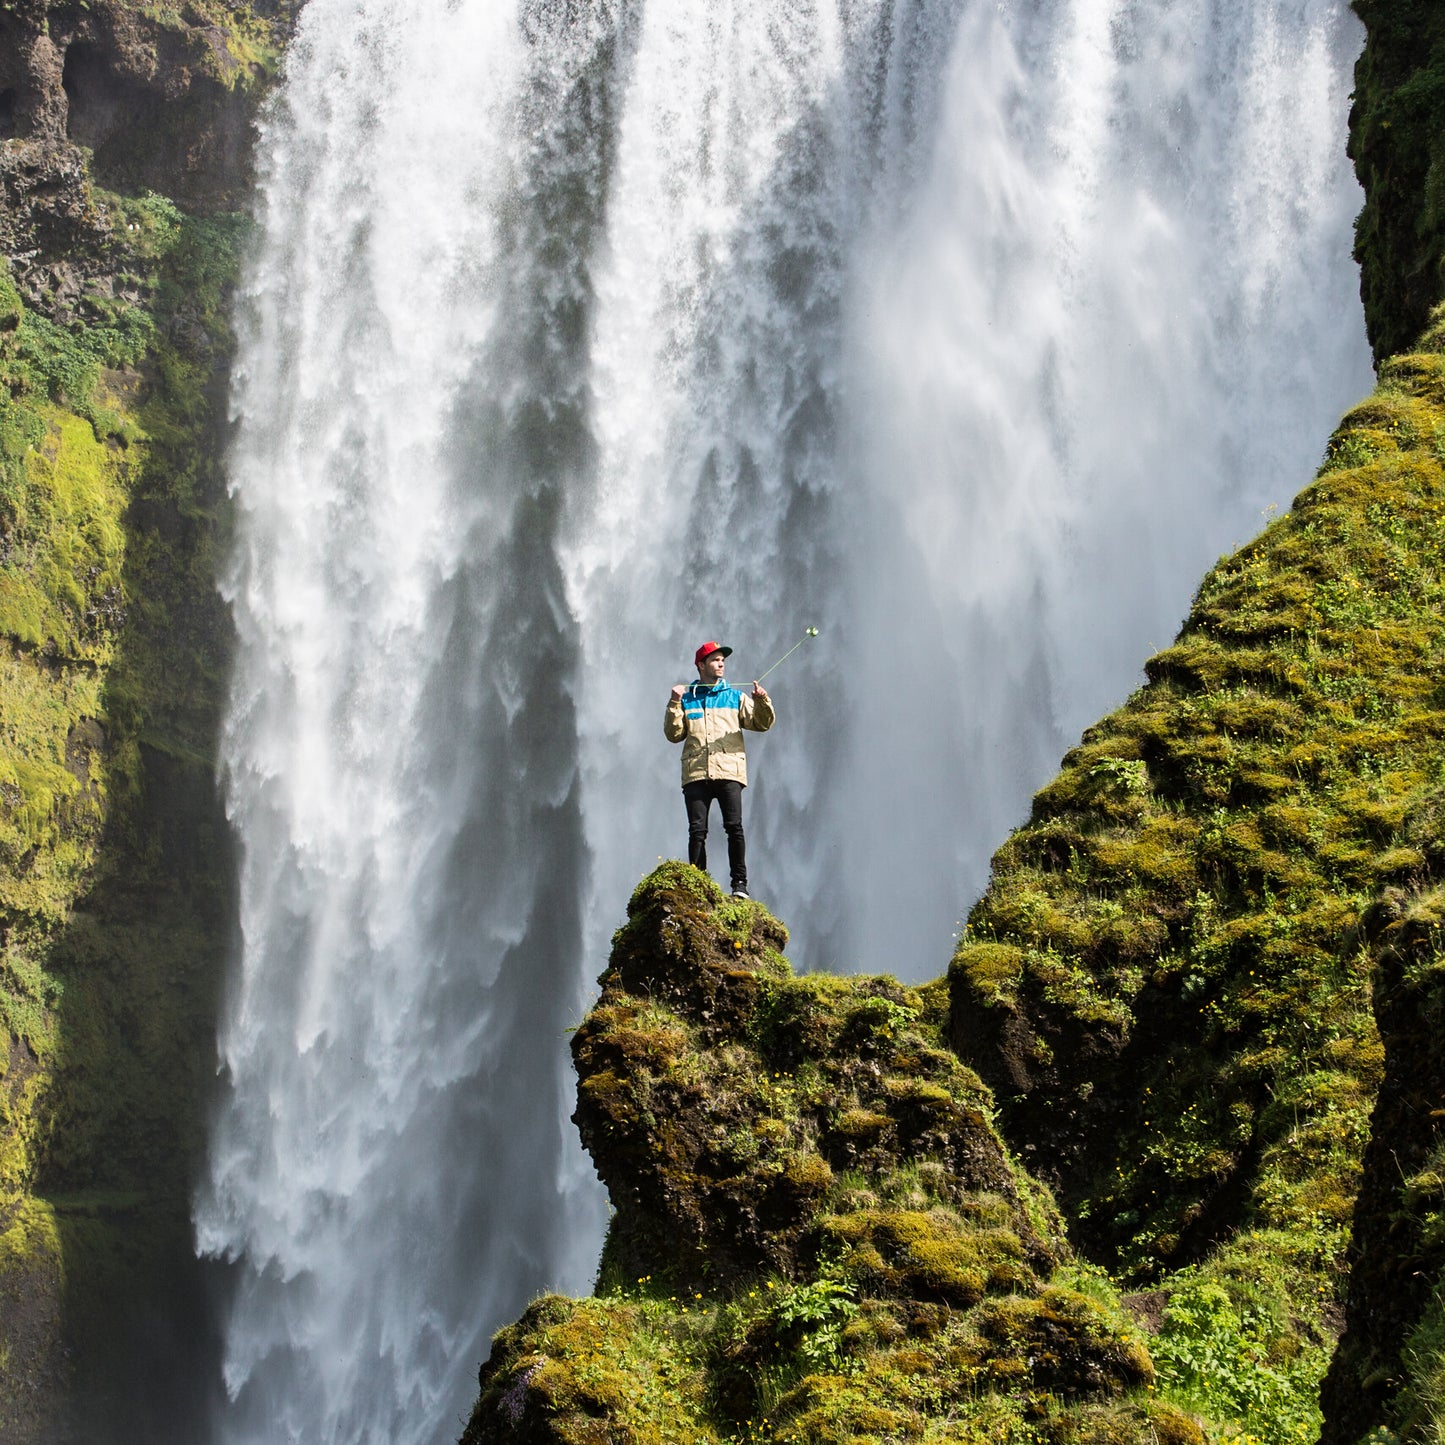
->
[664,679,775,786]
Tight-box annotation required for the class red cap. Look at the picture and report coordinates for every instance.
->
[694,641,732,667]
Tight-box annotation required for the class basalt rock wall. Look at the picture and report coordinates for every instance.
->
[1349,0,1445,363]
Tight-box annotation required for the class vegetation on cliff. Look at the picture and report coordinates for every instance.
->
[463,865,1197,1445]
[898,5,1445,1439]
[0,1,288,1437]
[1319,885,1445,1443]
[949,313,1445,1442]
[0,206,239,1443]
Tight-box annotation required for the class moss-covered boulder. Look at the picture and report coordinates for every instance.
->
[575,866,1049,1291]
[463,865,1191,1445]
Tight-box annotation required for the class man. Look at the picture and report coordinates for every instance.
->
[665,641,775,899]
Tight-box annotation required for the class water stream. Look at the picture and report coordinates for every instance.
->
[196,2,1372,1440]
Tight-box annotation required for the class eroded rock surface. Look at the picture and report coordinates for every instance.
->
[1,0,282,319]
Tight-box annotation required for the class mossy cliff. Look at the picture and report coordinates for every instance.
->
[0,1,287,1439]
[462,865,1196,1445]
[949,313,1445,1442]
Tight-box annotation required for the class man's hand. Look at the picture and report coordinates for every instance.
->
[671,684,686,700]
[752,682,769,699]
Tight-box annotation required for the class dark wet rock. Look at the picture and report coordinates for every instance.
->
[1320,885,1445,1443]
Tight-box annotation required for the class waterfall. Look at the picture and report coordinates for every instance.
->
[196,1,1371,1441]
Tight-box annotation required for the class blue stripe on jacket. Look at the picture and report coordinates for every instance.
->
[681,680,743,718]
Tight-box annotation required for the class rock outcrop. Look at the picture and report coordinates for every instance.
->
[0,0,281,321]
[1349,0,1445,362]
[461,865,1197,1445]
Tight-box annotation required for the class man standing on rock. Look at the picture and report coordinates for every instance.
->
[665,641,775,899]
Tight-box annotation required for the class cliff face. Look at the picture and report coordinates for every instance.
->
[462,866,1195,1445]
[949,320,1445,1441]
[0,3,286,1439]
[1348,0,1445,363]
[0,0,281,314]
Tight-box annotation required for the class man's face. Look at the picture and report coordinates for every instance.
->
[699,651,727,681]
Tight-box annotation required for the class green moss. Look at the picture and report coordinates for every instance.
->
[463,1293,723,1445]
[0,192,243,1427]
[0,1195,63,1441]
[627,857,727,916]
[0,1194,60,1273]
[941,311,1445,1443]
[821,1205,1032,1305]
[471,870,1175,1443]
[1314,891,1445,1441]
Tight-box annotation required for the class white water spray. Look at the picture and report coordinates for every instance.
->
[200,1,1371,1440]
[196,3,618,1440]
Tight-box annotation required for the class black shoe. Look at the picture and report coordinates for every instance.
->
[731,889,749,900]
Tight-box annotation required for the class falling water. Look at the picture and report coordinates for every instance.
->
[198,1,1371,1441]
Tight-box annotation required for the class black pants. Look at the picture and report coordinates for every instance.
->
[683,779,746,892]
